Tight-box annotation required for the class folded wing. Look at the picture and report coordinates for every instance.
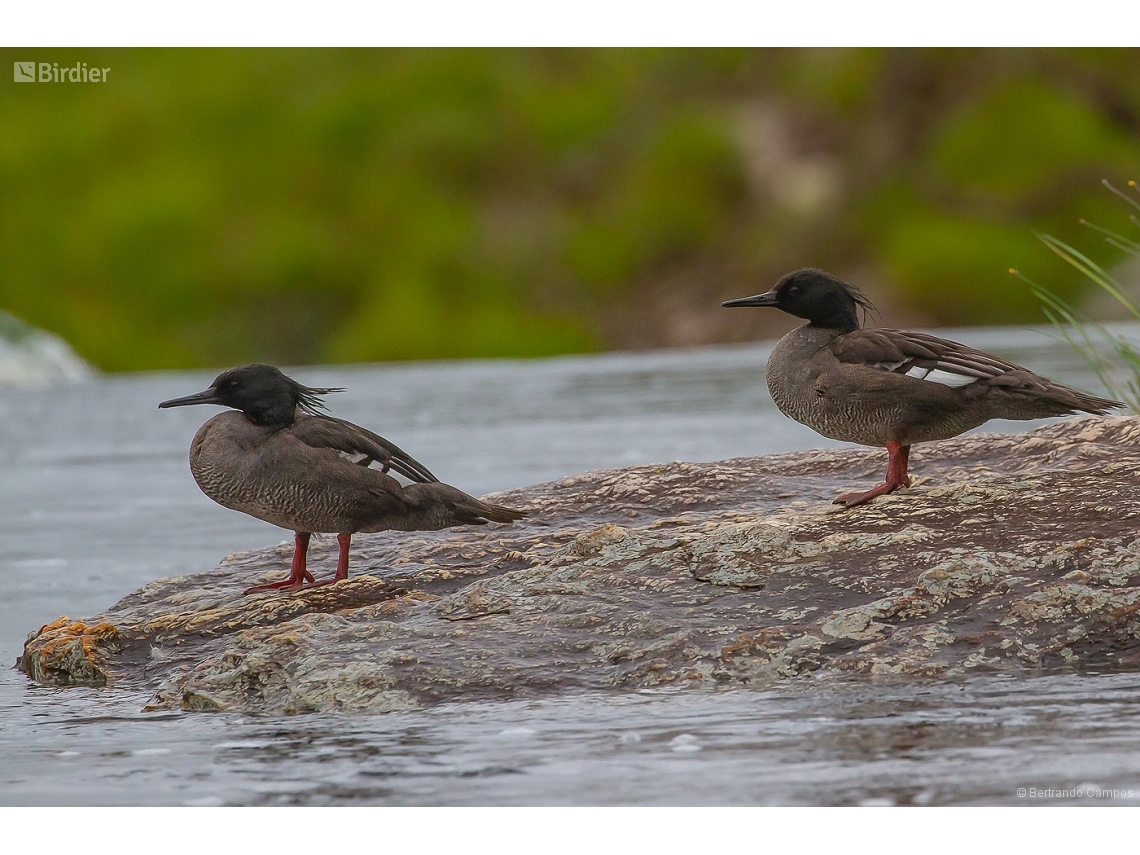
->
[832,328,1120,413]
[289,415,440,483]
[832,329,1029,387]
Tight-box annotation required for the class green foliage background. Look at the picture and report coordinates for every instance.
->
[1,48,1138,370]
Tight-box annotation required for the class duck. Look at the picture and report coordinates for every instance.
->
[159,364,526,593]
[723,268,1121,507]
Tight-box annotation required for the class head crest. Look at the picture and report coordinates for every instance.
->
[295,381,342,415]
[215,364,343,426]
[839,278,878,326]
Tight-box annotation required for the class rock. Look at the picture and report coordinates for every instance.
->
[18,618,122,686]
[18,416,1140,713]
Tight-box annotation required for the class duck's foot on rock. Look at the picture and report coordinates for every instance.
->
[244,573,315,595]
[833,483,903,507]
[835,441,912,507]
[833,475,912,508]
[245,568,350,595]
[18,416,1140,714]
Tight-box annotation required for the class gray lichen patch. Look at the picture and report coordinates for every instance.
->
[19,416,1140,713]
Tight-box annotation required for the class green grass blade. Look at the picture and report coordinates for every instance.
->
[1105,238,1140,258]
[1020,184,1140,413]
[1013,269,1130,405]
[1103,178,1140,215]
[1037,233,1140,321]
[1080,219,1140,255]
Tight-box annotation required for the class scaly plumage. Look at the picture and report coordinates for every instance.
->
[160,364,525,592]
[724,269,1121,507]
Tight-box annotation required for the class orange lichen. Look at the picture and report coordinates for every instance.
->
[18,617,122,687]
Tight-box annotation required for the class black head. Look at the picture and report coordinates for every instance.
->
[722,268,877,333]
[159,364,343,428]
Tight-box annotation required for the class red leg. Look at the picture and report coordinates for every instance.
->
[300,535,353,588]
[834,442,912,508]
[244,532,315,594]
[304,533,352,588]
[336,532,350,581]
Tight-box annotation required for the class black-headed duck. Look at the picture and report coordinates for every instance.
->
[160,364,525,593]
[723,268,1121,507]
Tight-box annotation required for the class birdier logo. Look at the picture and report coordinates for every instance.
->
[13,61,110,83]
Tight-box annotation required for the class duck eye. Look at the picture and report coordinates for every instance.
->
[788,285,801,296]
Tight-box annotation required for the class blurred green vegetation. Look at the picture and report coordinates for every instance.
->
[0,48,1138,371]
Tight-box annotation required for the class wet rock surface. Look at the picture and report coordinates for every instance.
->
[18,416,1140,713]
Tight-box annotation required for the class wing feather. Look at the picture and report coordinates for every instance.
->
[289,416,440,483]
[833,329,1027,387]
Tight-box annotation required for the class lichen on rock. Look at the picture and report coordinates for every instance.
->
[18,416,1140,713]
[18,618,121,686]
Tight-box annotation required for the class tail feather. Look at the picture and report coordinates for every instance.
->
[993,372,1124,419]
[398,482,526,530]
[449,496,528,526]
[1043,382,1121,416]
[1076,392,1123,415]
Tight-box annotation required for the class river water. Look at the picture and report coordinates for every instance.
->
[3,327,1140,805]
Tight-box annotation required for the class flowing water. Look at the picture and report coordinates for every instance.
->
[3,327,1140,805]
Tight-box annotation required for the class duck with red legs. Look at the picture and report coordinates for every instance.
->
[160,364,526,594]
[724,268,1121,507]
